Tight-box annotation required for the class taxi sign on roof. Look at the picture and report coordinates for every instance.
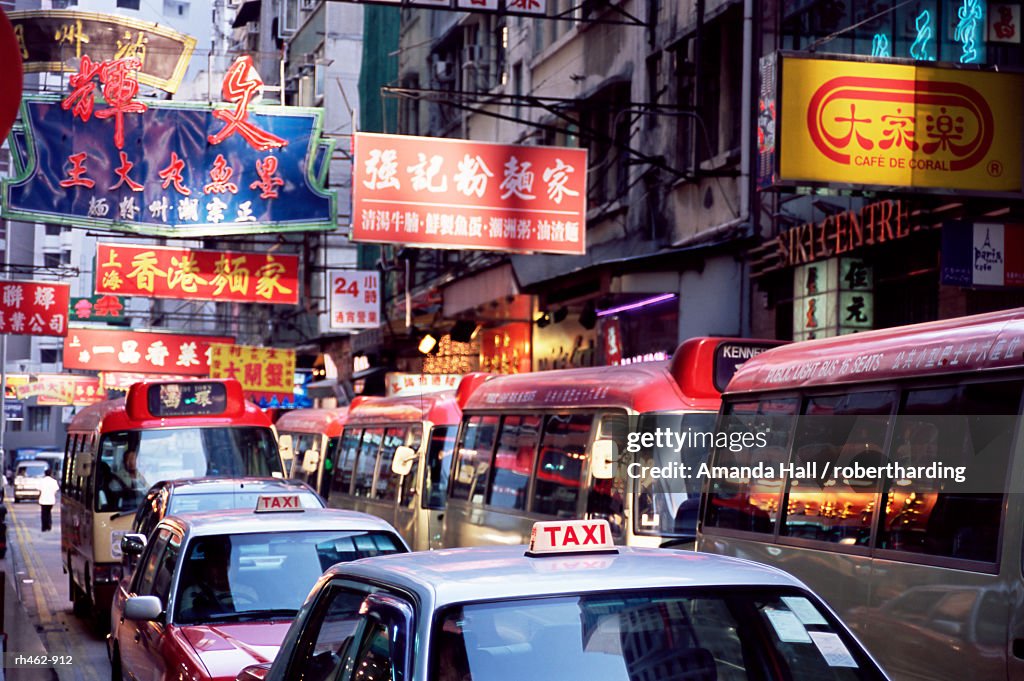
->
[527,519,617,556]
[255,494,304,513]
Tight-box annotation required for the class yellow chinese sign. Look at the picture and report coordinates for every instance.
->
[208,343,295,395]
[778,56,1023,193]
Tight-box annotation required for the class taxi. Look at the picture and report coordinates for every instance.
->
[109,495,408,681]
[239,519,890,681]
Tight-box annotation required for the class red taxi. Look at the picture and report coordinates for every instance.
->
[109,494,408,681]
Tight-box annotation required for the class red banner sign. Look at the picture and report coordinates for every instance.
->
[64,328,233,375]
[94,243,300,305]
[352,132,587,255]
[99,372,192,391]
[0,280,70,337]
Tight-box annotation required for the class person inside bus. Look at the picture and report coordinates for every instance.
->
[102,448,148,510]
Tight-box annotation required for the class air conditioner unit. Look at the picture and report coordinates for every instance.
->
[247,20,260,34]
[462,44,487,64]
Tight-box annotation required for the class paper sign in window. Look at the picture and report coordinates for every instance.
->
[764,608,811,643]
[809,632,858,668]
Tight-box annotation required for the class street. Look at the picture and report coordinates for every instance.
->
[4,497,109,681]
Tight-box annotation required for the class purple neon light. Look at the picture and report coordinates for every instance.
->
[596,293,677,317]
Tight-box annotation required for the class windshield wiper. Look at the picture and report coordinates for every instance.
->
[204,609,299,623]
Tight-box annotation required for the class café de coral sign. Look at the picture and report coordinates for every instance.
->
[773,54,1023,194]
[2,55,336,237]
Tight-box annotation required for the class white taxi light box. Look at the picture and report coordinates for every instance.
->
[527,519,617,556]
[255,494,305,513]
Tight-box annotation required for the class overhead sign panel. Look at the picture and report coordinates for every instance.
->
[8,10,196,93]
[0,280,70,337]
[3,56,336,237]
[64,328,233,375]
[328,269,380,329]
[767,53,1024,194]
[95,243,300,305]
[209,343,296,399]
[352,132,587,255]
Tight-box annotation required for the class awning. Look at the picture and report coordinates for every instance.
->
[232,0,261,28]
[442,263,519,317]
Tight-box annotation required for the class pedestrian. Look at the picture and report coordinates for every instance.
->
[37,467,60,532]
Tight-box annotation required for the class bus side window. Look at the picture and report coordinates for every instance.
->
[877,381,1021,564]
[62,435,77,499]
[333,429,362,496]
[422,426,456,510]
[450,416,499,504]
[376,428,406,503]
[704,399,798,534]
[532,413,592,519]
[487,415,541,511]
[586,415,627,537]
[353,429,384,498]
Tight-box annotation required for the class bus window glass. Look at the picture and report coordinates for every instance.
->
[451,416,499,504]
[782,392,894,546]
[334,429,362,496]
[633,412,716,538]
[488,415,541,511]
[533,413,591,518]
[353,429,384,498]
[586,414,628,537]
[423,426,457,510]
[877,381,1021,564]
[704,399,798,534]
[291,433,321,480]
[376,428,406,502]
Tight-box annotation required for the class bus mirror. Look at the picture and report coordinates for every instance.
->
[74,455,93,479]
[301,449,319,474]
[120,533,147,557]
[591,440,616,480]
[392,446,417,476]
[279,434,294,461]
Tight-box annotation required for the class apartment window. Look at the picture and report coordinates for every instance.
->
[28,407,51,432]
[581,83,630,207]
[43,252,61,268]
[40,348,61,364]
[116,0,141,9]
[45,225,62,236]
[61,250,72,265]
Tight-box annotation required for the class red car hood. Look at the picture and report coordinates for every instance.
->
[178,621,291,680]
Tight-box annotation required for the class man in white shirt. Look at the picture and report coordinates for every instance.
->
[37,468,60,532]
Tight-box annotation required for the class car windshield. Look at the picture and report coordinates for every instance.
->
[174,530,403,625]
[432,588,885,681]
[95,427,281,512]
[168,490,324,514]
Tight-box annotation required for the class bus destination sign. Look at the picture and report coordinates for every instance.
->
[147,382,227,417]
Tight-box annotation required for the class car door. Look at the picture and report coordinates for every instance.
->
[121,527,182,681]
[338,593,414,681]
[118,527,169,678]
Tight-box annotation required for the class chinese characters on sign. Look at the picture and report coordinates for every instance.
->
[63,328,233,375]
[941,222,1024,288]
[8,11,196,93]
[71,295,127,324]
[774,56,1023,193]
[3,56,336,237]
[352,132,587,255]
[95,243,300,305]
[0,280,70,337]
[328,270,380,329]
[100,371,191,392]
[479,323,531,374]
[385,372,462,397]
[16,374,104,406]
[208,343,295,398]
[792,257,874,341]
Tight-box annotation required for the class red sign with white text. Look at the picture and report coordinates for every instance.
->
[99,372,192,391]
[95,243,299,304]
[0,280,70,337]
[64,328,233,375]
[352,132,587,255]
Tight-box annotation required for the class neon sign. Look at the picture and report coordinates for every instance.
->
[910,10,935,61]
[955,0,984,63]
[871,34,890,57]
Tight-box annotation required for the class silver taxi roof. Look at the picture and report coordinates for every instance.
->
[160,507,404,539]
[326,545,807,607]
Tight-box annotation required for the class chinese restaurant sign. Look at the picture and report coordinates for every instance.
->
[771,54,1024,194]
[96,243,299,305]
[328,269,380,329]
[71,294,127,324]
[352,132,587,255]
[8,10,196,93]
[385,372,462,397]
[479,323,531,374]
[3,56,336,237]
[16,374,104,406]
[209,343,295,398]
[0,280,70,337]
[941,222,1024,288]
[100,371,191,392]
[64,328,233,375]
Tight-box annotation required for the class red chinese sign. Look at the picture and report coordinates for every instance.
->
[64,328,233,375]
[94,243,300,305]
[99,371,192,391]
[479,322,531,374]
[0,280,70,337]
[352,132,588,255]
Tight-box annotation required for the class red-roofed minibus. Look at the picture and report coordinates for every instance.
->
[697,309,1024,681]
[444,337,780,549]
[60,378,282,627]
[326,374,490,551]
[275,407,348,498]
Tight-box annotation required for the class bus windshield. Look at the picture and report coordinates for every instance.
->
[95,427,281,512]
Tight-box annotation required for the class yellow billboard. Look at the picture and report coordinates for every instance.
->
[778,56,1023,192]
[208,344,295,395]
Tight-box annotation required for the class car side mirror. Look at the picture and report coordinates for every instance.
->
[124,595,163,622]
[235,662,273,681]
[591,440,616,480]
[392,446,416,477]
[301,449,319,474]
[120,533,147,558]
[279,434,294,462]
